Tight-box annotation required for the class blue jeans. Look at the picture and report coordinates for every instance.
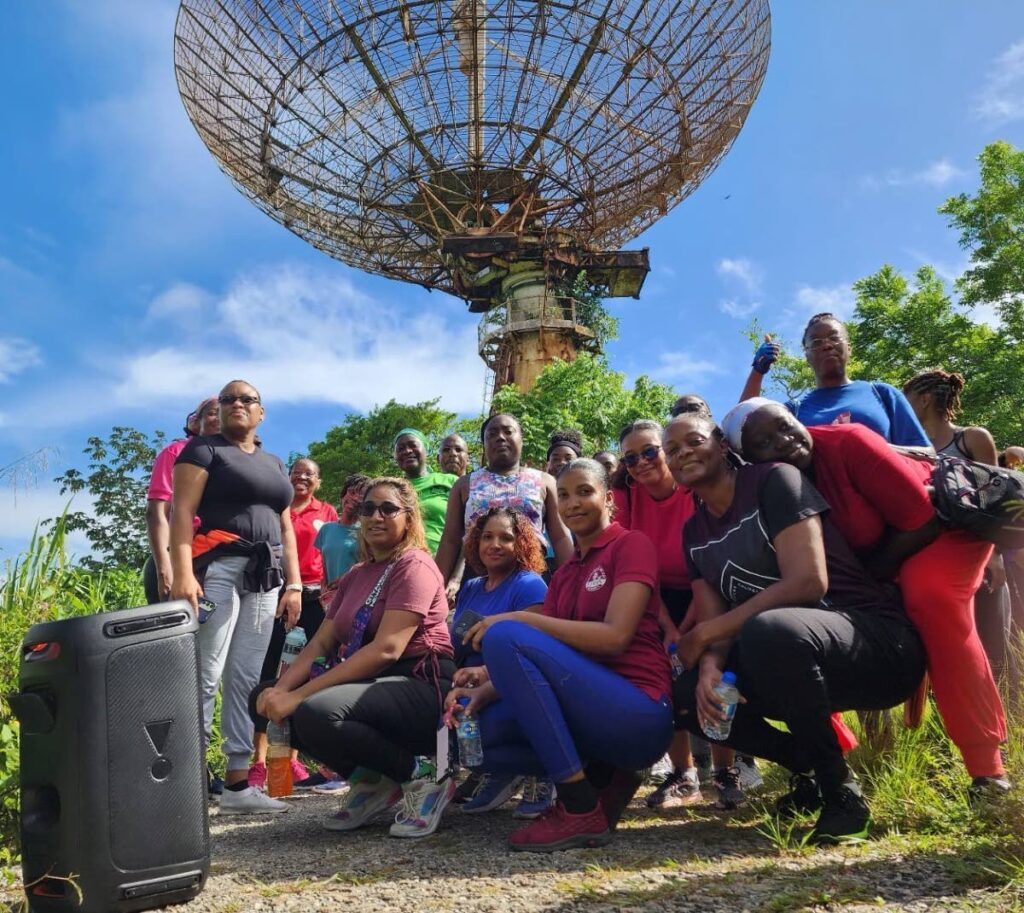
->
[479,620,673,782]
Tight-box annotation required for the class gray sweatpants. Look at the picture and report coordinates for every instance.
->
[199,555,279,772]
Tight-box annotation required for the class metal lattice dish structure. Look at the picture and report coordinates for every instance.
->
[175,0,771,392]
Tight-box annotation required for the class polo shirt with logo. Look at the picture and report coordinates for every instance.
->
[291,497,339,584]
[543,522,670,701]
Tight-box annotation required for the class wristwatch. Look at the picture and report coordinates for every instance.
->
[284,583,303,593]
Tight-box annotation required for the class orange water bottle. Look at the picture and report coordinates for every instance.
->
[267,719,292,797]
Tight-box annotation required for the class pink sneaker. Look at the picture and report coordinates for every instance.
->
[248,761,267,790]
[290,759,310,782]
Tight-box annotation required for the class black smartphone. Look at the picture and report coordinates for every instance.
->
[452,609,485,643]
[197,597,217,624]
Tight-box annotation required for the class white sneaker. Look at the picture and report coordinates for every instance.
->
[218,785,289,815]
[650,753,674,780]
[735,757,764,791]
[323,768,401,831]
[389,777,457,838]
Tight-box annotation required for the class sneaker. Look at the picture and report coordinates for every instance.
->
[454,771,482,804]
[295,770,329,790]
[712,766,745,810]
[735,756,764,791]
[968,775,1012,807]
[810,780,870,845]
[218,785,289,815]
[649,754,674,780]
[646,767,702,808]
[460,773,523,813]
[247,761,267,791]
[514,778,556,819]
[597,768,644,831]
[323,768,401,831]
[508,801,611,853]
[207,767,224,798]
[290,758,311,784]
[389,777,457,838]
[776,772,821,819]
[312,779,349,794]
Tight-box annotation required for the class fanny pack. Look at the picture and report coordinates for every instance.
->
[932,455,1024,549]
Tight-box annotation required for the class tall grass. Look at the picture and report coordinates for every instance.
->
[0,516,146,865]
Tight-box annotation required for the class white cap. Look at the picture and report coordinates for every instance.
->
[720,397,782,452]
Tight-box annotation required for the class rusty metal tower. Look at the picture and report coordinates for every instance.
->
[174,0,770,395]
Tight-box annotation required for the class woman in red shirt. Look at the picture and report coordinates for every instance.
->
[727,398,1009,799]
[446,459,673,852]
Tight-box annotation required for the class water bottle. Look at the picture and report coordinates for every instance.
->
[667,643,685,680]
[266,718,293,797]
[278,626,307,675]
[702,671,740,741]
[456,697,484,768]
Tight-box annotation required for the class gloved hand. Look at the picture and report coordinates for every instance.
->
[752,334,780,374]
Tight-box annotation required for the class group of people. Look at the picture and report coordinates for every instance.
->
[143,310,1020,854]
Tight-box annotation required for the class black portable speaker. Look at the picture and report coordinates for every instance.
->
[11,602,210,912]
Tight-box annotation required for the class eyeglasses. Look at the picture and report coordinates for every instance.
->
[359,501,406,518]
[218,394,261,406]
[803,334,844,351]
[622,445,662,468]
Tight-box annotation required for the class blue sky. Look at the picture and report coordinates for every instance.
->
[2,1,1023,561]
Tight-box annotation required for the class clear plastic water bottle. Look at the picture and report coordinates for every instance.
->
[667,643,685,680]
[266,718,293,797]
[278,626,307,676]
[702,671,740,741]
[456,697,484,768]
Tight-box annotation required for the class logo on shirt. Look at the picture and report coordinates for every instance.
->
[832,411,852,425]
[585,566,607,592]
[313,519,325,531]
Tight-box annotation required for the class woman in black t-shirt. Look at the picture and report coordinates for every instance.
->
[662,413,926,845]
[171,379,302,816]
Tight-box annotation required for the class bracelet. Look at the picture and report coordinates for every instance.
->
[284,583,303,593]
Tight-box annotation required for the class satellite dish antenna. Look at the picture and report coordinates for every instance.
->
[174,0,770,399]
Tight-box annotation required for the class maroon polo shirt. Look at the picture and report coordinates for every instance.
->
[543,522,670,701]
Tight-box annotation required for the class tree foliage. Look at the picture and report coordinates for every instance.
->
[307,398,457,501]
[54,427,166,570]
[490,354,677,464]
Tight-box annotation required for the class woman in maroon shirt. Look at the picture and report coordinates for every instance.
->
[445,459,673,853]
[726,399,1009,800]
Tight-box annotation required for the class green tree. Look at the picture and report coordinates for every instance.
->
[54,427,166,570]
[940,140,1024,341]
[307,398,457,501]
[490,354,677,464]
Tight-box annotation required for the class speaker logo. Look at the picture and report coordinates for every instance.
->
[144,719,173,780]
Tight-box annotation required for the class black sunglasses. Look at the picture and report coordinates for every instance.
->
[219,394,261,406]
[359,500,406,518]
[622,444,662,468]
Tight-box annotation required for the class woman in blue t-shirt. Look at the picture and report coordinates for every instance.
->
[738,314,930,446]
[450,507,548,815]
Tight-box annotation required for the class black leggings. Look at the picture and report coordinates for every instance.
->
[248,655,454,784]
[674,607,925,792]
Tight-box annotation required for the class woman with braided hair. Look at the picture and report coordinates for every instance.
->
[903,369,1018,697]
[740,313,931,446]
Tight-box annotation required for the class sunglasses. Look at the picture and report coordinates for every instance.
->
[622,444,662,468]
[219,394,261,406]
[359,500,406,519]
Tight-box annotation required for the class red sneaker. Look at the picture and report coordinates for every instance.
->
[508,801,611,853]
[248,761,267,790]
[597,768,643,831]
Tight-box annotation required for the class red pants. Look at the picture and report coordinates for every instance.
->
[899,531,1007,777]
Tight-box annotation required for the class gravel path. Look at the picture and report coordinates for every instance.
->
[4,790,1019,912]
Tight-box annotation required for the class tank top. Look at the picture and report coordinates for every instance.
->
[465,467,548,545]
[937,428,973,460]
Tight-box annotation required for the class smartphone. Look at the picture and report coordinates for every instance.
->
[452,609,485,644]
[197,597,217,624]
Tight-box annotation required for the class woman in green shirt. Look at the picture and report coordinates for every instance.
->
[394,428,457,556]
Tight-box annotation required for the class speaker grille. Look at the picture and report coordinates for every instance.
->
[106,637,207,870]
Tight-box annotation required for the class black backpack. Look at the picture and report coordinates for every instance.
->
[932,455,1024,550]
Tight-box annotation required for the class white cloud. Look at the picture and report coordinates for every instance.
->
[0,337,42,382]
[974,40,1024,125]
[862,158,967,191]
[716,258,763,294]
[3,264,486,428]
[791,284,856,322]
[654,351,726,385]
[146,283,215,320]
[719,299,761,319]
[0,485,95,559]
